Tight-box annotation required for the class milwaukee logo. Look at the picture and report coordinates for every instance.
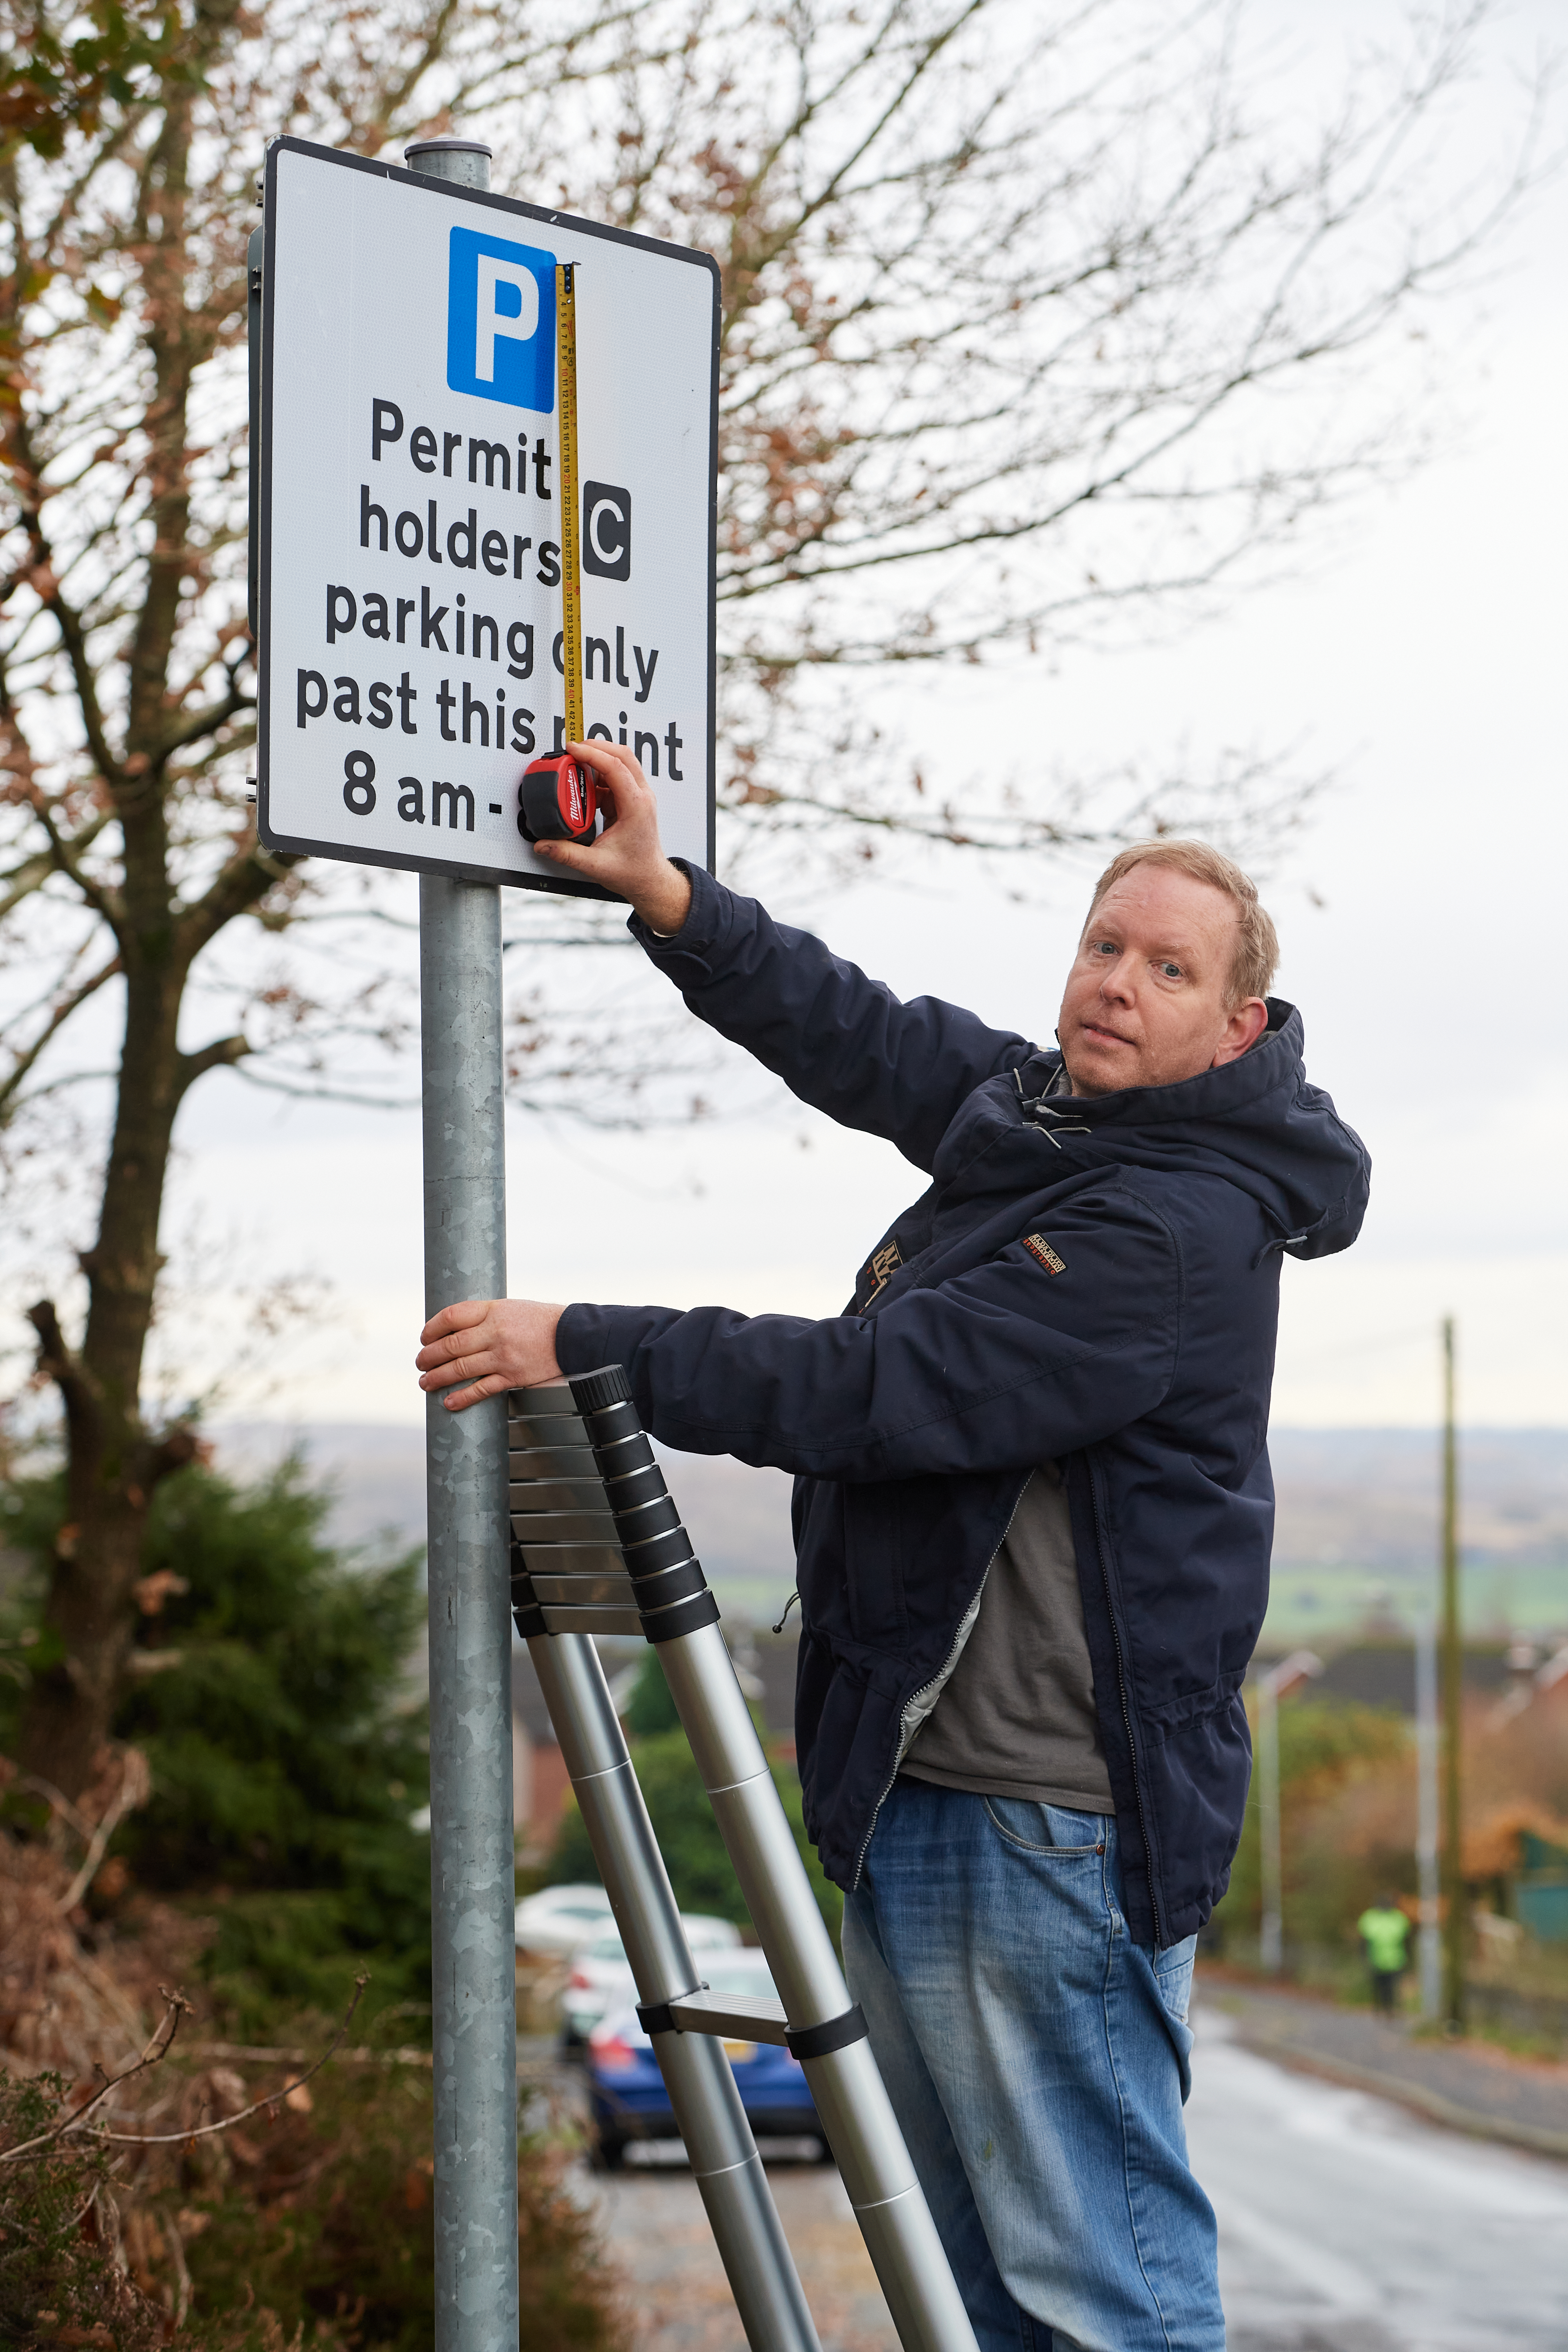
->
[1022,1234,1066,1274]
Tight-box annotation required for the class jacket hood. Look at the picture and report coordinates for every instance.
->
[1018,999,1369,1260]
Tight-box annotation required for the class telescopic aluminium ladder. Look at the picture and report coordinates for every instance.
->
[509,1368,979,2352]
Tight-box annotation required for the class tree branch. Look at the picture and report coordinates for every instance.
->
[0,812,112,923]
[90,1975,369,2148]
[145,1420,203,1484]
[0,1988,192,2162]
[0,951,123,1126]
[173,1032,251,1096]
[155,682,253,763]
[9,468,120,786]
[174,837,299,965]
[26,1297,94,1427]
[27,790,126,937]
[54,1750,152,1915]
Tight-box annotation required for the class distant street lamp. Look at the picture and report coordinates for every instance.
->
[1258,1650,1324,1973]
[1440,1315,1465,2030]
[1416,1608,1442,2017]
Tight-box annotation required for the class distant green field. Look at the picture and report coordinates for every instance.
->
[1264,1559,1568,1646]
[706,1561,1568,1649]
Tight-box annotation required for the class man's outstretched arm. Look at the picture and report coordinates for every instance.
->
[536,740,1031,1172]
[415,1184,1180,1480]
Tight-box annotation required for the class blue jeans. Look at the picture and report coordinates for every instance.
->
[844,1779,1223,2352]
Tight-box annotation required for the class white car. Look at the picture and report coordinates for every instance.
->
[561,1913,743,2044]
[514,1883,615,1956]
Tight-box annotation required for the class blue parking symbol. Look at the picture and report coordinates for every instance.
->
[446,226,556,411]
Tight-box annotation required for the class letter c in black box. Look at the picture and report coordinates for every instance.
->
[582,482,631,581]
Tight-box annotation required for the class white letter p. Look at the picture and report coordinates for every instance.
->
[474,257,538,384]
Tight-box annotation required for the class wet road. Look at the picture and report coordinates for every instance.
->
[577,2012,1568,2350]
[1187,2009,1568,2350]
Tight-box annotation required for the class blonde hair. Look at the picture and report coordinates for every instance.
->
[1086,840,1279,1007]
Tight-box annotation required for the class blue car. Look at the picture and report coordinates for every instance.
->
[584,1949,825,2167]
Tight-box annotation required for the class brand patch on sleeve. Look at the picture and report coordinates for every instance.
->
[1022,1233,1067,1275]
[857,1238,903,1308]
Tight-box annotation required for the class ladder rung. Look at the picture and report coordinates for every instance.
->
[538,1603,645,1636]
[667,1990,791,2046]
[526,1571,638,1606]
[514,1539,625,1575]
[508,1508,620,1543]
[506,1476,607,1512]
[509,1446,598,1480]
[509,1384,580,1416]
[509,1412,591,1450]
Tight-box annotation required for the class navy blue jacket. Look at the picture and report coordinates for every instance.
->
[555,866,1371,1946]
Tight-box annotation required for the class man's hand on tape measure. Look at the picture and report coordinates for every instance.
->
[533,741,693,934]
[416,1298,564,1410]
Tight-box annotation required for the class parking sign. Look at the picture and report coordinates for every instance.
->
[256,139,718,895]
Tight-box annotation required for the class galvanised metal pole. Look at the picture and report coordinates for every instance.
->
[408,132,520,2352]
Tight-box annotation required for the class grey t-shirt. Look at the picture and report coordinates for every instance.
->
[901,1462,1115,1813]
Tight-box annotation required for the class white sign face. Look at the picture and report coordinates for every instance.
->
[256,140,717,895]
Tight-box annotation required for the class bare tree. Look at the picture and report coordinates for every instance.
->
[0,0,678,1794]
[0,0,1543,1794]
[546,0,1546,858]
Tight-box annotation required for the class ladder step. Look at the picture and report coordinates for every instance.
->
[508,1383,579,1417]
[509,1412,591,1450]
[506,1475,607,1512]
[514,1539,626,1577]
[666,1990,792,2047]
[539,1603,645,1636]
[526,1570,638,1606]
[507,1507,621,1543]
[509,1445,598,1480]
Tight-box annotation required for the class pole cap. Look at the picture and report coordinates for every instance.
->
[404,137,493,163]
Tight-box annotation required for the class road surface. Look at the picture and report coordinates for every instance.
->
[577,2009,1568,2349]
[1187,2007,1568,2350]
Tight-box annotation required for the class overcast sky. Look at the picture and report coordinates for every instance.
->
[148,5,1568,1435]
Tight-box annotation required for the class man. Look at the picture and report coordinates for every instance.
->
[416,743,1370,2352]
[1358,1895,1413,2014]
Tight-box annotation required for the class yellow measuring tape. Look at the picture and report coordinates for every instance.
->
[555,262,583,748]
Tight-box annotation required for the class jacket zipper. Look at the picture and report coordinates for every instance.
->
[1086,1454,1166,1949]
[849,1473,1032,1890]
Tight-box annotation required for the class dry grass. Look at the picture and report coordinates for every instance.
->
[0,1749,626,2350]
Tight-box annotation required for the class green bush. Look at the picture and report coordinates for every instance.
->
[2,1455,433,2022]
[547,1657,841,1941]
[0,2072,162,2351]
[0,2059,626,2352]
[622,1650,681,1739]
[187,2065,623,2352]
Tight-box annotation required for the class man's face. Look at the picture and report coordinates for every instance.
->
[1056,866,1269,1097]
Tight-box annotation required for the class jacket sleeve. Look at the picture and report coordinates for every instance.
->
[555,1182,1181,1480]
[631,862,1031,1173]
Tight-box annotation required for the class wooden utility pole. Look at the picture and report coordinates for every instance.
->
[1440,1316,1465,2029]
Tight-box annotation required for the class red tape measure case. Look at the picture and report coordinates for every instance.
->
[518,754,599,844]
